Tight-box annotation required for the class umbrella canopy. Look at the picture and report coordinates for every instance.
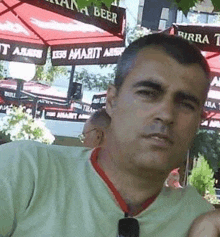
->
[172,23,220,52]
[0,0,126,65]
[91,91,107,109]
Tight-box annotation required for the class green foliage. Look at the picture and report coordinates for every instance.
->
[34,65,68,84]
[77,0,220,13]
[74,68,114,90]
[172,0,200,13]
[33,50,68,84]
[126,25,151,45]
[210,0,220,11]
[77,0,118,9]
[0,61,7,80]
[0,62,5,79]
[189,155,215,196]
[167,0,220,13]
[190,130,220,172]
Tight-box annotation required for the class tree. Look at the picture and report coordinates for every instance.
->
[0,61,7,80]
[33,51,68,84]
[76,0,119,9]
[190,130,220,172]
[74,68,114,91]
[126,24,151,45]
[34,65,68,84]
[0,63,4,79]
[189,155,215,196]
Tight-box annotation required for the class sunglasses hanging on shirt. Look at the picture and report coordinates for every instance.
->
[117,213,139,237]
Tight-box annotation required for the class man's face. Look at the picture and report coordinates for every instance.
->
[106,47,208,172]
[82,120,100,148]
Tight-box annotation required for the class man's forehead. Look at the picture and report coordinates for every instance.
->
[136,45,168,58]
[133,46,208,83]
[134,46,180,67]
[131,46,175,73]
[135,45,206,75]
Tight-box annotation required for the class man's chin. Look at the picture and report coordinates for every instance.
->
[132,152,173,170]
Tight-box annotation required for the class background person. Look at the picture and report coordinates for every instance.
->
[79,108,110,148]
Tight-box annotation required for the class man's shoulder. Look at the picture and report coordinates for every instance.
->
[0,140,93,166]
[162,185,214,212]
[183,185,214,207]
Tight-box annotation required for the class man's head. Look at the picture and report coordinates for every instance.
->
[105,33,210,174]
[114,33,210,94]
[81,108,111,148]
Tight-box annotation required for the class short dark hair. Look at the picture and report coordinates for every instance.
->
[89,108,111,129]
[114,33,210,93]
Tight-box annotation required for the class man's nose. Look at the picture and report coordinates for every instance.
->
[155,99,175,125]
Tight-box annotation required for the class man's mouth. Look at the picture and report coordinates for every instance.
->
[142,133,174,147]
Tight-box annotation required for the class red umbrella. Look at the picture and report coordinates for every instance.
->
[0,0,126,119]
[171,23,220,52]
[0,0,126,65]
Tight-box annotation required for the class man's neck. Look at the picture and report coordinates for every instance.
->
[97,147,168,214]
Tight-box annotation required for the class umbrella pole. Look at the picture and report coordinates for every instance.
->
[16,79,24,104]
[32,97,38,118]
[67,65,75,104]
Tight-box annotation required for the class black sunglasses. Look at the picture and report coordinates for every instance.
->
[117,214,139,237]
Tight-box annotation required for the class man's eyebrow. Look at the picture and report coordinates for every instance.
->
[176,91,200,106]
[132,80,163,91]
[132,80,201,106]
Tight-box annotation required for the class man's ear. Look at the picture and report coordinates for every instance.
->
[201,110,207,123]
[196,119,201,132]
[106,85,117,118]
[97,130,104,146]
[197,109,207,131]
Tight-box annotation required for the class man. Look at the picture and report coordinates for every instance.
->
[0,33,214,237]
[79,108,110,148]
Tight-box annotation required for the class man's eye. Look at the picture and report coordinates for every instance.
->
[180,102,195,111]
[136,90,158,98]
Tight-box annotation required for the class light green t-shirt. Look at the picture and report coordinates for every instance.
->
[0,141,213,237]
